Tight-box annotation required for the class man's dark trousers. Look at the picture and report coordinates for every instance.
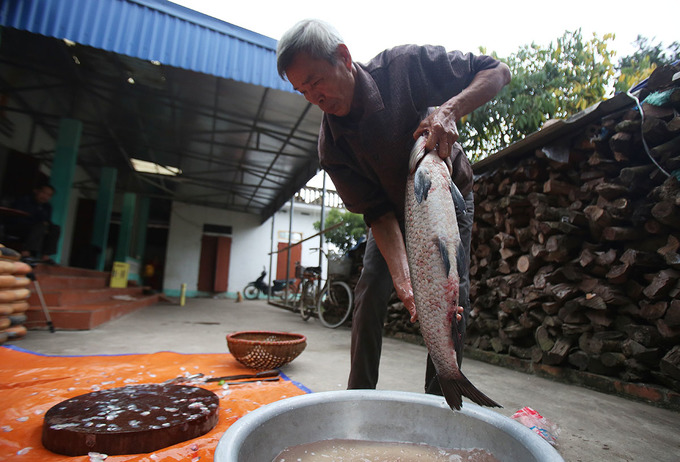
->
[348,191,474,390]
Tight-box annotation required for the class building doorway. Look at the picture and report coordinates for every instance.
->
[198,232,231,293]
[276,241,301,281]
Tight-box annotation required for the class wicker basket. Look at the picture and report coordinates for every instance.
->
[328,254,352,279]
[226,331,307,370]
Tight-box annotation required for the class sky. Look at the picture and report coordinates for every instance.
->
[171,0,677,63]
[170,0,677,189]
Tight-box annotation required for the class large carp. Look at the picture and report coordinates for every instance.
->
[405,135,501,411]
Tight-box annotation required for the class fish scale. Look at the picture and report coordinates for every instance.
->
[405,135,501,411]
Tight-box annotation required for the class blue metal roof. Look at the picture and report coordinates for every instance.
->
[0,0,294,92]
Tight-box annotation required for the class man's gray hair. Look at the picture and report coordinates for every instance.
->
[276,19,344,79]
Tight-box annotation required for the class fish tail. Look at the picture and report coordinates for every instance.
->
[439,373,502,411]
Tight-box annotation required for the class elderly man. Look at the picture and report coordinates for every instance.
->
[277,19,510,393]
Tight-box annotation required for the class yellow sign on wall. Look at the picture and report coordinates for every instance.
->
[110,261,130,288]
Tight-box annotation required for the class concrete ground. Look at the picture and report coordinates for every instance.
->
[9,298,680,462]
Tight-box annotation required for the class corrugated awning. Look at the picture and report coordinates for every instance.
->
[2,0,293,92]
[0,0,322,222]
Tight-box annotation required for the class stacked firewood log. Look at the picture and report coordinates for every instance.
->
[469,64,680,391]
[0,246,31,344]
[385,63,680,393]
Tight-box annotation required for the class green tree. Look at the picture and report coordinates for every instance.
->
[615,35,680,93]
[460,29,616,161]
[314,208,366,254]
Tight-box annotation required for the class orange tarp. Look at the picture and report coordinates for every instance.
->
[0,346,309,461]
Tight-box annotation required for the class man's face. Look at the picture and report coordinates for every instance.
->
[286,48,354,117]
[34,186,54,204]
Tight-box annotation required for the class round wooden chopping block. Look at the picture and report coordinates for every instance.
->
[42,384,219,456]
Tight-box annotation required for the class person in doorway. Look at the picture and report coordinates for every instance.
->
[5,183,60,263]
[276,19,510,393]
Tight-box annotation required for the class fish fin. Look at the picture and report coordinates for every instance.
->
[438,237,451,276]
[439,373,502,411]
[451,302,464,368]
[449,180,467,216]
[415,169,430,203]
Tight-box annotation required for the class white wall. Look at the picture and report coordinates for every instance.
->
[276,202,331,271]
[163,200,334,297]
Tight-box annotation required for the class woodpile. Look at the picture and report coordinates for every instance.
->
[0,246,31,344]
[383,63,680,394]
[467,64,680,392]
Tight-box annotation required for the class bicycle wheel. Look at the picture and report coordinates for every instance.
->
[318,280,353,328]
[278,282,297,302]
[243,284,260,300]
[299,280,316,321]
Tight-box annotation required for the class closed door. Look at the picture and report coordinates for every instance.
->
[276,242,301,280]
[198,235,231,292]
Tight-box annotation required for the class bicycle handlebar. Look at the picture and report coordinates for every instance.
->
[309,247,330,258]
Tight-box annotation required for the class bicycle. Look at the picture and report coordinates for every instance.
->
[297,248,353,329]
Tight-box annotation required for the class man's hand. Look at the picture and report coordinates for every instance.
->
[393,276,417,322]
[370,212,465,324]
[413,63,511,159]
[393,276,464,324]
[413,104,459,160]
[370,213,418,322]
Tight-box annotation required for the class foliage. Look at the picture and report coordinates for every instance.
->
[313,208,366,254]
[614,35,680,93]
[319,34,679,250]
[459,29,616,161]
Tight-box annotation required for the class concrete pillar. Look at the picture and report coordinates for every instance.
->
[50,118,81,263]
[91,168,117,271]
[115,193,136,262]
[134,196,150,261]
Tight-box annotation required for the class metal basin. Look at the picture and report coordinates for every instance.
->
[215,390,563,461]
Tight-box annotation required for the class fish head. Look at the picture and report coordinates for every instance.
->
[444,156,453,176]
[409,135,454,177]
[408,136,428,174]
